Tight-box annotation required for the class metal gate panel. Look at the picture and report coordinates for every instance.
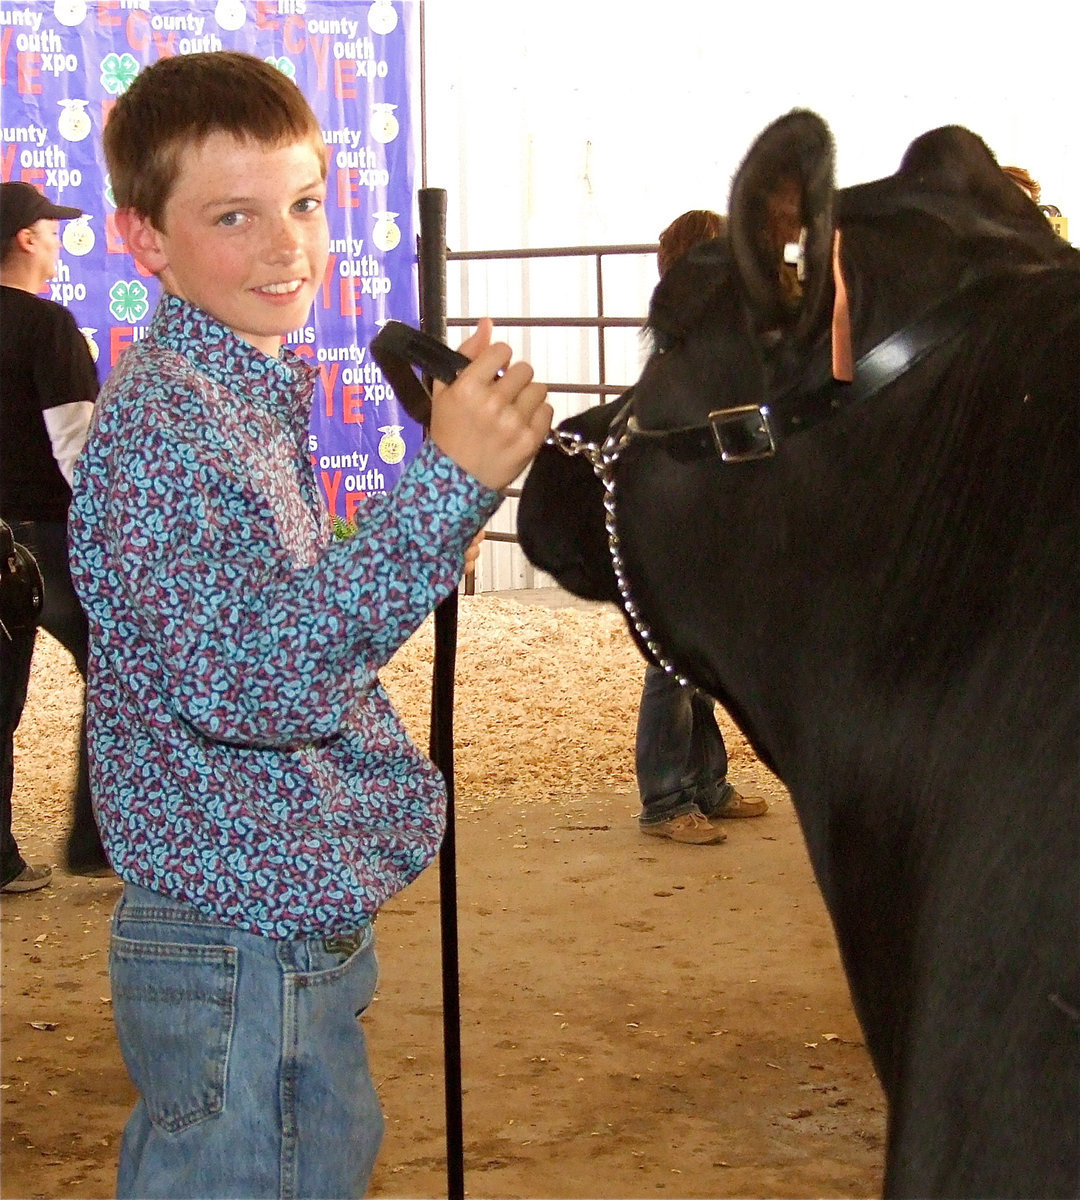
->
[444,243,659,593]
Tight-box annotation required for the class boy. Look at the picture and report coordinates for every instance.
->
[68,51,550,1199]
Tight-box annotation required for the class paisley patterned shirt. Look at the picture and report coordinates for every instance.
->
[68,295,501,938]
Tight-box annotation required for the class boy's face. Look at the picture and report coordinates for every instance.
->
[120,133,329,358]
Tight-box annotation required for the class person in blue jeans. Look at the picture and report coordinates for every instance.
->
[637,662,766,842]
[0,182,109,891]
[635,211,767,845]
[69,52,550,1200]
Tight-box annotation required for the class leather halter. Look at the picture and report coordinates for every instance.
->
[620,266,1051,465]
[549,263,1067,688]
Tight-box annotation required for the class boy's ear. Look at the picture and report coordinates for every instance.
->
[114,208,168,275]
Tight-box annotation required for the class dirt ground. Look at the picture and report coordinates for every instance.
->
[1,591,885,1199]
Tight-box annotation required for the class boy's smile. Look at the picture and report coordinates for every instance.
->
[121,133,329,358]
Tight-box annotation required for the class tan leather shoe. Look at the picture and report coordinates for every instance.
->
[1,864,52,893]
[713,791,768,819]
[640,809,727,844]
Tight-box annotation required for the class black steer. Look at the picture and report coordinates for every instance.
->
[517,110,1079,1199]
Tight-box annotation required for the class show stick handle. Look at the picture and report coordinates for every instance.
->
[375,321,471,384]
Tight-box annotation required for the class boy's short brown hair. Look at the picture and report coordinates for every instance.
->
[103,51,326,229]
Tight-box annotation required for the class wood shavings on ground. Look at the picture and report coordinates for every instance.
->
[382,594,756,808]
[14,593,758,833]
[381,594,646,807]
[13,635,82,833]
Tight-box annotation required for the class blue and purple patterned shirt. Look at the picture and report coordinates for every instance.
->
[68,294,500,938]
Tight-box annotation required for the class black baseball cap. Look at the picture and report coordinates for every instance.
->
[1,181,83,242]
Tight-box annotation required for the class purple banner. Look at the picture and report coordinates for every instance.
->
[0,0,421,519]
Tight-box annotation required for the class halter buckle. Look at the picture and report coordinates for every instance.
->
[708,405,776,462]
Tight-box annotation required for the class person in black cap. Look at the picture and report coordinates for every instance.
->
[1,181,109,892]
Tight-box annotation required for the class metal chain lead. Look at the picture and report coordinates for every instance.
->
[541,429,689,687]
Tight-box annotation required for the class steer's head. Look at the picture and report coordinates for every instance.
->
[518,109,1072,688]
[518,110,838,621]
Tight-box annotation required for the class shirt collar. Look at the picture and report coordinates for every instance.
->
[149,292,318,418]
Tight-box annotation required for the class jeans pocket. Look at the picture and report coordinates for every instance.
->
[110,933,238,1134]
[305,927,378,1018]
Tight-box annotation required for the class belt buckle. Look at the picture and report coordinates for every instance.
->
[708,405,776,462]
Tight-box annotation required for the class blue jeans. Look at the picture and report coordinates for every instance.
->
[635,663,731,824]
[0,519,102,884]
[110,883,383,1199]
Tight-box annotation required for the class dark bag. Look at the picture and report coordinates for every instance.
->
[0,520,44,641]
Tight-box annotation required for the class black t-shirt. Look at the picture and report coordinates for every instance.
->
[1,284,100,521]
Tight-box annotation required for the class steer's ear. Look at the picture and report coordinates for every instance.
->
[898,125,1047,224]
[728,109,835,340]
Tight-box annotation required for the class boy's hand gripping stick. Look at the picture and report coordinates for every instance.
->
[370,320,471,427]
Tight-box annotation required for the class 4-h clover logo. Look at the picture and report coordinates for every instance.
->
[265,55,296,79]
[109,280,150,323]
[100,52,139,96]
